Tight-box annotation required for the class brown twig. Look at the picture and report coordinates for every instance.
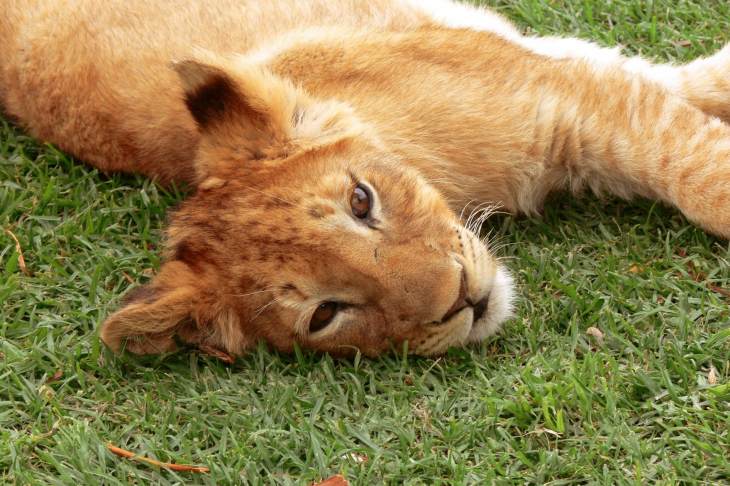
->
[106,443,210,473]
[4,228,28,275]
[313,475,349,486]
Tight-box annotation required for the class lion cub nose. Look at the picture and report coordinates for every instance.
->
[440,270,469,323]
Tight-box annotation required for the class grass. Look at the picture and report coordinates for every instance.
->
[1,0,729,483]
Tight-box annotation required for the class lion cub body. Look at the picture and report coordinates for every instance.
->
[1,0,430,183]
[2,0,730,356]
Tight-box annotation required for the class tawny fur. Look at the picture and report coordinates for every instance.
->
[1,0,728,357]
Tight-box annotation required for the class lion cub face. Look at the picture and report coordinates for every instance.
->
[100,55,513,357]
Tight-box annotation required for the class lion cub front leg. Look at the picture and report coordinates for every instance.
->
[529,60,730,239]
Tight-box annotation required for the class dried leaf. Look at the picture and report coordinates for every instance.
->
[708,366,718,385]
[4,229,28,275]
[38,384,55,401]
[586,326,604,345]
[106,443,210,473]
[313,475,349,486]
[412,399,432,429]
[340,452,368,464]
[45,370,63,384]
[628,264,641,274]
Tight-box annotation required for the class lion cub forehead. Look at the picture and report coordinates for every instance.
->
[309,170,352,193]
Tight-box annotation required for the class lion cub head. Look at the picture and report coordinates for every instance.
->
[100,54,514,357]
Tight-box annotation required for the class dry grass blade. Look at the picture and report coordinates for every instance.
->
[4,228,28,275]
[106,443,210,473]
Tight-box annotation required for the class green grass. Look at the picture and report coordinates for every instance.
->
[1,0,729,484]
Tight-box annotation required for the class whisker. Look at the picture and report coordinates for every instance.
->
[459,199,478,222]
[226,287,278,299]
[252,296,284,320]
[465,203,497,233]
[463,202,489,230]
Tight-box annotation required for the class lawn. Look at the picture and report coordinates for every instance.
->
[1,0,729,484]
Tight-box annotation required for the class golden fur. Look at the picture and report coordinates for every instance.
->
[1,0,729,357]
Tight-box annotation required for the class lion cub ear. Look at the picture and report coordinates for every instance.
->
[173,59,295,136]
[172,57,369,177]
[99,261,197,354]
[99,261,247,356]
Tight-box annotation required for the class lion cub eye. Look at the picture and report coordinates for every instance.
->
[309,302,340,333]
[350,184,371,219]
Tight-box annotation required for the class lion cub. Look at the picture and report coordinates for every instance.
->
[1,0,729,357]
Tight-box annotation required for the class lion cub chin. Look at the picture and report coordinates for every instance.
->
[98,57,514,358]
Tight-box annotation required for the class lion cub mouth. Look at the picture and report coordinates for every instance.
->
[472,297,489,321]
[467,265,515,343]
[440,295,489,324]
